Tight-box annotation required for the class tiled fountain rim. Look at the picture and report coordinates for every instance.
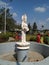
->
[0,42,49,65]
[30,41,49,47]
[30,42,49,58]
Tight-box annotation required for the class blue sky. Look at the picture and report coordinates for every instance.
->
[0,0,49,29]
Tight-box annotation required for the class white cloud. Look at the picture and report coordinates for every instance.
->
[46,18,49,21]
[0,1,13,10]
[0,1,7,6]
[13,12,17,17]
[34,7,46,12]
[7,6,13,9]
[42,4,49,8]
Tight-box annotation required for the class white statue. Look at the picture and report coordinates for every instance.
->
[15,14,30,62]
[15,14,30,49]
[22,14,29,43]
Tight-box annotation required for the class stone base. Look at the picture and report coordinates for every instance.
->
[16,42,30,46]
[15,42,30,50]
[15,42,30,61]
[17,46,30,49]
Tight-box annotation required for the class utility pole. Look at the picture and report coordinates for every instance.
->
[4,3,6,34]
[4,0,12,34]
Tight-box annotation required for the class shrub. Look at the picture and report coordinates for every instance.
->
[44,35,49,45]
[6,32,13,37]
[29,36,37,41]
[0,33,9,43]
[26,34,31,41]
[26,34,37,41]
[6,32,16,38]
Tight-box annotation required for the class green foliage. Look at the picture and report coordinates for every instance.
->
[6,32,16,38]
[29,35,37,41]
[26,34,31,41]
[26,34,37,41]
[6,18,16,31]
[6,32,13,37]
[44,35,49,45]
[28,23,31,30]
[32,22,37,33]
[0,33,9,43]
[0,8,17,31]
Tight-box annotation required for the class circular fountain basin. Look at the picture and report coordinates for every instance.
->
[0,42,49,65]
[0,51,44,62]
[28,51,44,62]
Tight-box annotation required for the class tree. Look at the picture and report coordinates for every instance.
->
[0,8,17,31]
[28,23,31,34]
[0,8,5,31]
[32,22,37,33]
[28,23,31,30]
[41,25,44,30]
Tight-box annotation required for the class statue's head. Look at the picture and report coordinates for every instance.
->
[22,14,27,22]
[22,14,29,32]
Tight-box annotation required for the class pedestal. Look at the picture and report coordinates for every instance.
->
[15,42,30,62]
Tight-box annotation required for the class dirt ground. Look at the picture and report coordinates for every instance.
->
[0,51,44,62]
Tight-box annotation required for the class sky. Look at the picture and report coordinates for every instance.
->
[0,0,49,29]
